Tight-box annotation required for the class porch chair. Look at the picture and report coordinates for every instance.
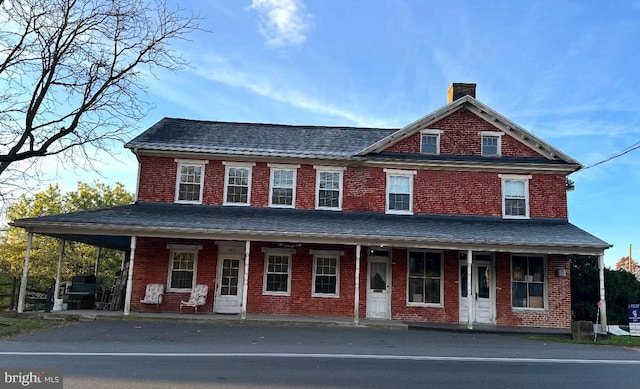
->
[180,284,208,313]
[139,283,164,312]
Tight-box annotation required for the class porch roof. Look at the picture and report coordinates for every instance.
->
[12,202,610,255]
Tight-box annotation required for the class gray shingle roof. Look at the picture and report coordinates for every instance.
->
[13,202,610,255]
[125,118,398,158]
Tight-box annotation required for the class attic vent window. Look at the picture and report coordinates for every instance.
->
[420,129,442,155]
[481,131,503,157]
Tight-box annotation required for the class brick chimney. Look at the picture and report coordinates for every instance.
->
[447,83,476,103]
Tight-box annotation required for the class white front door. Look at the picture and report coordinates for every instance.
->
[366,256,391,319]
[459,257,494,324]
[214,254,244,314]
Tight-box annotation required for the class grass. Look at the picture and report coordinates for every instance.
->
[0,315,66,339]
[524,334,640,348]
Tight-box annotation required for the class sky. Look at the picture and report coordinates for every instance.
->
[22,0,640,268]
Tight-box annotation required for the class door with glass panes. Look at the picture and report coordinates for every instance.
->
[214,254,244,314]
[459,255,494,324]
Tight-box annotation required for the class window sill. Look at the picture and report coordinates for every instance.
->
[407,302,443,308]
[167,288,192,293]
[312,293,340,299]
[263,291,290,297]
[269,204,295,209]
[223,202,250,206]
[502,215,530,220]
[174,200,202,205]
[315,206,342,211]
[512,307,547,311]
[386,210,413,215]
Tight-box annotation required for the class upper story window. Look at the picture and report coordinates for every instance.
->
[408,250,443,306]
[481,131,503,156]
[175,159,207,204]
[420,129,441,154]
[166,244,202,292]
[269,164,299,208]
[385,169,416,214]
[500,174,531,219]
[223,162,254,206]
[315,166,345,210]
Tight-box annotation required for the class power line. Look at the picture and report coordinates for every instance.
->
[582,140,640,170]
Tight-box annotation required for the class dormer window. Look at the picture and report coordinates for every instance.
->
[420,130,441,154]
[481,131,503,156]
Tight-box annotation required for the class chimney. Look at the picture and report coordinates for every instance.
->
[447,83,476,103]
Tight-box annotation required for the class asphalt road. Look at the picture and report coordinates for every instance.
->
[1,320,639,388]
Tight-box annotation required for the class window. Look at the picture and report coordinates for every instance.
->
[420,130,441,154]
[167,245,201,291]
[315,167,344,210]
[269,164,298,208]
[501,174,530,218]
[512,255,545,309]
[223,162,253,205]
[407,251,442,305]
[481,132,502,156]
[385,169,416,214]
[312,251,340,297]
[263,251,292,295]
[175,160,207,203]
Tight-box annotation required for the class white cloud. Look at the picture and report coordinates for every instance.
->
[250,0,310,48]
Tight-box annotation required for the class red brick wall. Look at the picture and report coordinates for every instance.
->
[384,108,541,157]
[494,253,571,329]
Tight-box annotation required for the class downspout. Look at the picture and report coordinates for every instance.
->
[124,236,137,315]
[598,253,608,332]
[17,232,33,313]
[467,249,473,330]
[241,240,251,320]
[354,244,361,325]
[54,239,65,301]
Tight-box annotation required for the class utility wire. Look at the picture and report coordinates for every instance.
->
[582,140,640,170]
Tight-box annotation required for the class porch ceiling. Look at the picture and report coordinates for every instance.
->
[11,202,610,255]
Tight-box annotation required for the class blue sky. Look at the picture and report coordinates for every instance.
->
[41,1,640,268]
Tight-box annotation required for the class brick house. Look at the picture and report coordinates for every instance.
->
[13,83,610,329]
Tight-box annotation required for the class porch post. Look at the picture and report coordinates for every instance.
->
[54,240,66,301]
[17,232,33,313]
[94,247,102,276]
[354,244,361,325]
[598,253,608,332]
[123,236,137,316]
[241,240,251,320]
[467,249,473,329]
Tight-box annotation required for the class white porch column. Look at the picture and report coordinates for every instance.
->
[123,236,137,316]
[598,253,608,332]
[354,245,361,325]
[54,240,66,300]
[17,232,34,313]
[94,247,102,276]
[467,249,473,329]
[241,240,251,320]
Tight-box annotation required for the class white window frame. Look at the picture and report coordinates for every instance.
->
[511,254,547,310]
[385,169,416,215]
[406,250,444,307]
[223,162,254,206]
[262,248,293,296]
[268,163,299,209]
[166,244,202,292]
[481,131,503,157]
[420,129,442,155]
[174,159,208,204]
[311,250,342,298]
[314,166,345,211]
[500,174,531,219]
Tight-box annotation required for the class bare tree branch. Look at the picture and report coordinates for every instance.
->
[0,0,203,204]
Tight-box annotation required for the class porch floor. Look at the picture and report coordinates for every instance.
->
[20,309,571,335]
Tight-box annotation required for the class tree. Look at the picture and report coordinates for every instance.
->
[615,256,640,281]
[0,0,201,203]
[0,181,133,290]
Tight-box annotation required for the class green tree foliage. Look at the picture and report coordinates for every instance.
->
[0,181,133,290]
[571,256,640,324]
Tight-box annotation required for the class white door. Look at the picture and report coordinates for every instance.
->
[366,257,391,319]
[214,254,244,314]
[460,260,494,324]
